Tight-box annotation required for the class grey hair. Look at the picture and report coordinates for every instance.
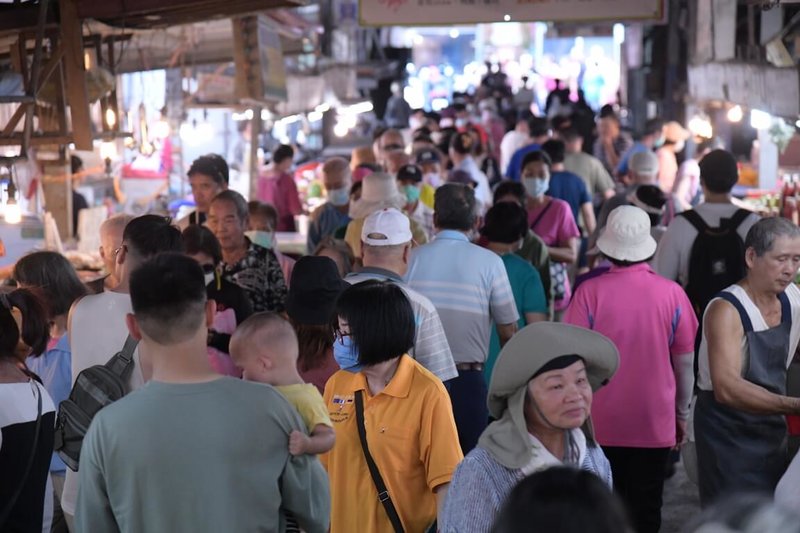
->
[434,183,477,231]
[685,494,800,533]
[744,217,800,257]
[211,190,249,222]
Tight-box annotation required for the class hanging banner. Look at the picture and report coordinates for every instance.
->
[359,0,665,26]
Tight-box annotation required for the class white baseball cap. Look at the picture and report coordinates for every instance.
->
[361,208,413,246]
[596,205,657,262]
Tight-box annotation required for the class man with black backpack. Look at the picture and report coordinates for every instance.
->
[59,215,184,528]
[654,149,760,317]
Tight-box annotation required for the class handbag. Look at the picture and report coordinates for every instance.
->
[530,201,568,301]
[0,380,43,529]
[355,390,406,533]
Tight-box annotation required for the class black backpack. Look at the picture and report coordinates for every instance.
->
[682,208,752,318]
[53,336,137,471]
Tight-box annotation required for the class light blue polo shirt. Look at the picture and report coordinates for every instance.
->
[405,230,519,364]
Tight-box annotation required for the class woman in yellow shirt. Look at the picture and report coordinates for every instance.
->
[321,281,463,533]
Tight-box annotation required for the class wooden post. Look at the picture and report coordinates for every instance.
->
[249,107,262,201]
[59,0,92,149]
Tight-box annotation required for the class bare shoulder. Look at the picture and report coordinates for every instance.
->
[704,297,743,335]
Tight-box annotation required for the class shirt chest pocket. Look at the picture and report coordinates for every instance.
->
[368,422,419,473]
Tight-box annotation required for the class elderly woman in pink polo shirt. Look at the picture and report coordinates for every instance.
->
[564,205,698,533]
[521,150,580,320]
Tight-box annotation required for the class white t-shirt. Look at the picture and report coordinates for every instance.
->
[653,202,760,287]
[61,290,143,515]
[697,283,800,391]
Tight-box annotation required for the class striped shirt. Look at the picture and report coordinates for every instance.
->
[345,267,457,382]
[405,231,519,364]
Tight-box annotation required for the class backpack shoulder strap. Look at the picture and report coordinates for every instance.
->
[680,209,708,233]
[105,335,138,378]
[727,208,753,230]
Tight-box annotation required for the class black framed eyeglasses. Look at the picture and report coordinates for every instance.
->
[333,328,351,345]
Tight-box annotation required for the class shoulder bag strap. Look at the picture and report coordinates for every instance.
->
[105,335,138,378]
[355,390,405,533]
[530,200,554,231]
[0,380,43,529]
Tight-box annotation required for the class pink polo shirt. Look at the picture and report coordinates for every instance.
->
[564,263,698,448]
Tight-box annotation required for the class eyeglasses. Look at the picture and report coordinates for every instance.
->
[333,328,351,345]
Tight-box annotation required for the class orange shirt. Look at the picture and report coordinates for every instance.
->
[320,355,463,533]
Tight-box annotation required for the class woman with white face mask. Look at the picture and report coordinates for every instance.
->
[521,151,580,321]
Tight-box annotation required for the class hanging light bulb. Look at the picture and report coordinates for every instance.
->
[5,178,21,224]
[105,108,117,129]
[727,105,743,123]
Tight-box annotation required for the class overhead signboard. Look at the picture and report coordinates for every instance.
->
[359,0,665,26]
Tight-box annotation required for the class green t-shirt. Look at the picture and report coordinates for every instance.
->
[485,253,548,384]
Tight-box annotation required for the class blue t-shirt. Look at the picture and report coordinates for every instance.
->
[547,170,591,223]
[485,254,547,383]
[505,143,541,182]
[616,141,650,176]
[26,334,71,473]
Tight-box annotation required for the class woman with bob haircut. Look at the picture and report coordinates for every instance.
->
[440,322,619,533]
[321,280,463,533]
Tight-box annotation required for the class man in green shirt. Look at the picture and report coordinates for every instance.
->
[75,253,330,533]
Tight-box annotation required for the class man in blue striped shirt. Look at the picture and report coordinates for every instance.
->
[406,184,519,453]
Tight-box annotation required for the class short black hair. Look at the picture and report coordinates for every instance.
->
[699,149,739,193]
[188,154,229,186]
[0,288,49,359]
[481,202,528,243]
[335,280,415,366]
[643,118,665,137]
[123,215,184,260]
[70,155,84,175]
[528,116,550,138]
[182,225,222,264]
[493,180,526,206]
[560,127,582,143]
[130,253,208,345]
[541,139,566,164]
[13,251,87,318]
[492,467,632,533]
[607,256,653,267]
[599,104,617,118]
[449,131,475,155]
[521,150,552,171]
[272,144,294,165]
[434,183,477,231]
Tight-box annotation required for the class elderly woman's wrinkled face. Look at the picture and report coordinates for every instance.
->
[525,360,592,431]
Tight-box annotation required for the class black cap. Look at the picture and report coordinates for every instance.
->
[415,148,440,165]
[397,164,423,183]
[286,256,349,326]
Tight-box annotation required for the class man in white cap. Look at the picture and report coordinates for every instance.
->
[564,205,698,533]
[589,150,679,258]
[345,208,457,383]
[344,172,428,258]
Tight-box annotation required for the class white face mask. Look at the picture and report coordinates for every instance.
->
[523,177,550,198]
[327,186,350,206]
[204,271,215,286]
[424,173,442,188]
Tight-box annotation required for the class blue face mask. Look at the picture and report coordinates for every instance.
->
[333,335,362,372]
[327,186,350,207]
[245,230,273,249]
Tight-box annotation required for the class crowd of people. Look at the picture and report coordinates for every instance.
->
[4,89,800,533]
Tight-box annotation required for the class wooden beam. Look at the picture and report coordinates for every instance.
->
[1,105,28,137]
[59,0,93,150]
[0,134,72,146]
[23,0,49,155]
[34,47,66,97]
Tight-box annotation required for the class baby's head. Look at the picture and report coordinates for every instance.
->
[230,312,299,384]
[247,201,277,233]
